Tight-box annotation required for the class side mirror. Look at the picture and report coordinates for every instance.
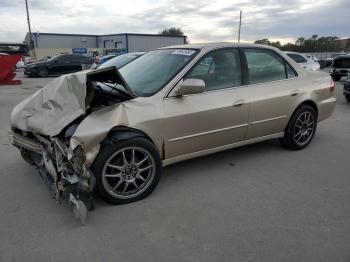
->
[175,78,205,96]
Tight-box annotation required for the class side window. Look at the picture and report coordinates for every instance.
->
[287,53,307,63]
[341,58,350,68]
[333,58,341,68]
[244,49,286,84]
[79,56,91,63]
[70,55,85,63]
[186,49,241,91]
[286,63,297,78]
[56,55,66,62]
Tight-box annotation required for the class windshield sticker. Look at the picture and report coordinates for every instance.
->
[171,49,196,56]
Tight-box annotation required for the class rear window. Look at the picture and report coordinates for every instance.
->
[333,57,350,68]
[244,49,287,84]
[287,53,307,63]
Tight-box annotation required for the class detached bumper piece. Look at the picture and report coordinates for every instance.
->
[9,131,95,225]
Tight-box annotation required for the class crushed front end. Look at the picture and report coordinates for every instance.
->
[9,67,134,224]
[9,128,94,224]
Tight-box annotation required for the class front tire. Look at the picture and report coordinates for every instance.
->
[280,105,317,150]
[345,95,350,103]
[38,67,48,77]
[91,137,162,204]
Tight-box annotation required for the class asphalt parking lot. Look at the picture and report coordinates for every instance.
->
[0,70,349,262]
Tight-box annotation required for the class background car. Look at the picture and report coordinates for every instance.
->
[329,55,350,81]
[99,54,116,64]
[319,57,333,69]
[24,54,94,77]
[343,73,350,102]
[305,54,318,62]
[90,52,145,70]
[25,56,51,66]
[284,51,320,71]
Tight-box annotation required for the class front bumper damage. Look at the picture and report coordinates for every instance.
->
[9,131,94,224]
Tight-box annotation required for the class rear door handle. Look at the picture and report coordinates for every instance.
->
[233,99,246,107]
[290,89,301,96]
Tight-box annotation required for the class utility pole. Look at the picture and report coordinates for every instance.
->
[25,0,36,58]
[238,10,242,43]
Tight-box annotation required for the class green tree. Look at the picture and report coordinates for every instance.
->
[254,39,270,45]
[159,27,185,36]
[253,35,346,52]
[296,37,305,46]
[159,27,189,43]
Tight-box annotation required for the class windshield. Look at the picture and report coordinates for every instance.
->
[98,53,141,69]
[119,49,198,96]
[47,54,62,62]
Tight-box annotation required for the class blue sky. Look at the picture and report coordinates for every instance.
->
[0,0,348,43]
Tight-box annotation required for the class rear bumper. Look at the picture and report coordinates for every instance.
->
[318,97,337,122]
[330,69,349,77]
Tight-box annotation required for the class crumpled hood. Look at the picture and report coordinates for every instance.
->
[11,71,87,135]
[10,67,132,136]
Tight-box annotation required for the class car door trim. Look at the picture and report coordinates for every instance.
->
[250,115,287,125]
[168,123,249,142]
[163,132,284,166]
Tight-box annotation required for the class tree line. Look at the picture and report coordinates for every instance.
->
[159,28,349,53]
[254,35,349,52]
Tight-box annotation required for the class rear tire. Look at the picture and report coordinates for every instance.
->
[38,67,48,78]
[345,95,350,103]
[332,75,341,81]
[91,137,162,204]
[280,105,317,150]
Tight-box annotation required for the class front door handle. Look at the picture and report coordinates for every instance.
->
[233,99,246,107]
[290,89,301,96]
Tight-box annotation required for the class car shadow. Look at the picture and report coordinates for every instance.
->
[92,138,285,209]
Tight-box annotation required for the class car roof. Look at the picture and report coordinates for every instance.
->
[283,51,306,55]
[334,54,350,59]
[129,51,146,55]
[158,42,278,51]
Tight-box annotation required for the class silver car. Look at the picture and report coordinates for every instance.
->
[9,43,336,221]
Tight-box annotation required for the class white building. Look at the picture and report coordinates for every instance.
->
[24,32,187,58]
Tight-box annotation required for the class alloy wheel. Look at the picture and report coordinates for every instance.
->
[294,111,315,146]
[102,147,155,199]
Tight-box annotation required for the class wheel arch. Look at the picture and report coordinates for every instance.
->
[102,126,163,158]
[297,100,318,118]
[284,100,318,131]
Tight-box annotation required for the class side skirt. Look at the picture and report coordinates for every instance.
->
[162,132,284,167]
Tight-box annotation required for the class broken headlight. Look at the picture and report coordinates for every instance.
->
[72,145,86,174]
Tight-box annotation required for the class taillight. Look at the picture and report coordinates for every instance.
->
[329,79,335,92]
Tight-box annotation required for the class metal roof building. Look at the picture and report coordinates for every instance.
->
[24,32,187,58]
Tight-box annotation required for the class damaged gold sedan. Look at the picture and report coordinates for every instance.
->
[9,43,336,223]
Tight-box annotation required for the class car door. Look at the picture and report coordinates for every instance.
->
[46,55,64,75]
[64,55,82,73]
[163,48,249,159]
[69,55,85,73]
[242,48,300,139]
